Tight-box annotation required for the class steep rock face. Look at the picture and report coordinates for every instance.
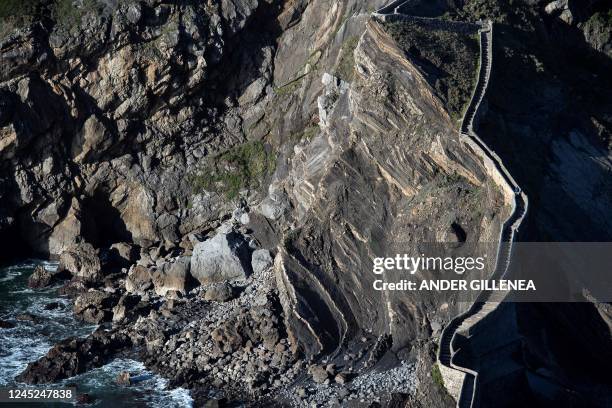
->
[274,20,510,356]
[1,0,611,405]
[0,0,272,257]
[460,1,612,403]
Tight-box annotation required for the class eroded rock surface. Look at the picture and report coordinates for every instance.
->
[4,0,612,406]
[59,243,102,281]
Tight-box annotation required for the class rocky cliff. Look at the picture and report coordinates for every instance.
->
[275,18,508,357]
[0,0,282,256]
[1,0,611,406]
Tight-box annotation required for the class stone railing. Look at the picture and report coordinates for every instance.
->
[372,0,407,16]
[373,13,480,34]
[371,3,529,407]
[443,21,529,408]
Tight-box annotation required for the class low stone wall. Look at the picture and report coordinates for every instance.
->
[371,4,528,406]
[462,137,515,207]
[374,13,480,34]
[438,362,465,400]
[374,0,409,15]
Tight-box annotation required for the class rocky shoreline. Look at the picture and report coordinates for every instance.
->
[15,206,427,406]
[3,0,608,405]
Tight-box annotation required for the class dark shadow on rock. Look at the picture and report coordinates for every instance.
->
[81,193,132,248]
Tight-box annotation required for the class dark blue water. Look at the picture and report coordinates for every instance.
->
[0,261,193,407]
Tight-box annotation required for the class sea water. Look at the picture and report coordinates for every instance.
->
[0,261,193,407]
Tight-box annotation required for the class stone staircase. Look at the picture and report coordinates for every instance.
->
[461,27,492,135]
[439,20,529,408]
[372,3,529,407]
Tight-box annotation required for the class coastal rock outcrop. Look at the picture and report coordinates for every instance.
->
[27,266,54,288]
[16,329,131,384]
[58,243,102,282]
[190,231,252,285]
[73,290,119,324]
[125,265,154,294]
[27,265,70,288]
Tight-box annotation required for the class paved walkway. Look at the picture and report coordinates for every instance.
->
[372,2,529,407]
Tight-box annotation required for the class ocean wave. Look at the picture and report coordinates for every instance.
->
[2,260,58,272]
[1,262,190,407]
[0,269,22,283]
[0,331,52,386]
[68,359,193,407]
[0,260,93,386]
[8,288,35,294]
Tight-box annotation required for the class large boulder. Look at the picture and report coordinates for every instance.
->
[203,282,237,302]
[112,294,147,323]
[125,265,153,293]
[28,265,70,288]
[59,243,102,281]
[108,242,139,267]
[57,280,88,297]
[544,0,574,24]
[73,290,118,324]
[151,257,193,296]
[190,231,252,285]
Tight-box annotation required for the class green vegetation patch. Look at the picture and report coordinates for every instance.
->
[381,21,480,123]
[53,0,101,28]
[189,141,276,200]
[431,362,445,388]
[291,125,319,142]
[274,50,322,97]
[274,78,302,96]
[0,0,42,37]
[0,0,41,20]
[0,0,106,38]
[334,36,359,82]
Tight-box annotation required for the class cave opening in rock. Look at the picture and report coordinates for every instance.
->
[81,193,132,248]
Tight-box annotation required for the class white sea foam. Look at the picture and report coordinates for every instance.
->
[0,330,52,385]
[0,261,90,386]
[0,269,22,283]
[1,262,191,407]
[68,359,193,407]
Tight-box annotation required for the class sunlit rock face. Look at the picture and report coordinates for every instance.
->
[274,20,510,357]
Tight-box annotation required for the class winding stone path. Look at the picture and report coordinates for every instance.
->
[372,2,529,407]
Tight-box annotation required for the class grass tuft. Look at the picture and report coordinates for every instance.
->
[189,141,276,200]
[431,363,445,388]
[335,36,359,82]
